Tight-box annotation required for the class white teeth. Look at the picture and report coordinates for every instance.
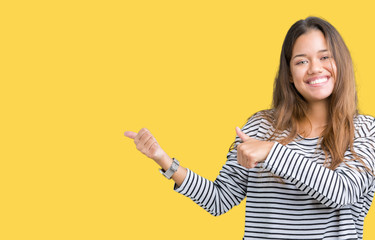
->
[308,77,328,85]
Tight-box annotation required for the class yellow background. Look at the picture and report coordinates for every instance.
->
[1,0,375,239]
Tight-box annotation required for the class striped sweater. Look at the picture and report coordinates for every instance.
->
[174,111,375,239]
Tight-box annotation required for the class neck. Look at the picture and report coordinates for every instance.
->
[298,100,329,137]
[305,100,329,127]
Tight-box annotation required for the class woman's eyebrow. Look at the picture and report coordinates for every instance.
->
[292,49,329,60]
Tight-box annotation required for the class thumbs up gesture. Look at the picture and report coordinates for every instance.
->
[235,127,275,169]
[124,128,168,165]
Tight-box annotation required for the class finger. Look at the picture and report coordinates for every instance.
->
[144,134,156,152]
[244,157,255,169]
[237,143,245,166]
[134,128,148,144]
[149,142,159,157]
[236,127,250,142]
[137,132,152,150]
[124,131,137,139]
[249,161,258,169]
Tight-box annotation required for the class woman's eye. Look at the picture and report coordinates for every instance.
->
[321,56,330,60]
[296,60,307,65]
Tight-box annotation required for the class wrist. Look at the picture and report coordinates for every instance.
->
[159,158,180,180]
[158,155,173,171]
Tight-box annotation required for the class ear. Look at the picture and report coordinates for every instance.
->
[289,77,294,83]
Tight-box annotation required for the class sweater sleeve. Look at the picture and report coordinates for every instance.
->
[263,120,375,209]
[173,113,263,216]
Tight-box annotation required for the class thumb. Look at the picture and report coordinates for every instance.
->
[236,127,250,142]
[124,131,137,139]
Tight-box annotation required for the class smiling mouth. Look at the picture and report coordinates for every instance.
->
[307,77,329,85]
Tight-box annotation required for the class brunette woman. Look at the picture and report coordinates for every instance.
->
[124,17,375,239]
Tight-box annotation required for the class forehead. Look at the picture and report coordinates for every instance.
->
[292,30,328,56]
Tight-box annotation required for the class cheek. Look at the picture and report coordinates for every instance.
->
[326,60,337,75]
[290,68,304,83]
[332,64,337,78]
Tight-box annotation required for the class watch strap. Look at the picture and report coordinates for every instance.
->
[160,158,180,179]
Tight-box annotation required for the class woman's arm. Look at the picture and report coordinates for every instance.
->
[124,113,264,215]
[124,127,251,216]
[235,117,375,209]
[173,148,250,216]
[263,137,375,209]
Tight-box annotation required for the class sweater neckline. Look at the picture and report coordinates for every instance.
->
[297,133,320,141]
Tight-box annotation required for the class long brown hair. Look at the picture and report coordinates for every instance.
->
[236,17,365,170]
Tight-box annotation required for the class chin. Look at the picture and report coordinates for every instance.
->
[306,89,334,102]
[307,94,332,103]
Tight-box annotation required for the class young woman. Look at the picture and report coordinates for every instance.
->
[124,17,375,240]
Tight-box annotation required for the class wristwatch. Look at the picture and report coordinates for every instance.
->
[159,158,180,179]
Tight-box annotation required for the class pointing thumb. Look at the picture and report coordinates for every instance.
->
[236,127,250,142]
[124,131,137,139]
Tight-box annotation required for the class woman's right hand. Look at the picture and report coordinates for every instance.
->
[125,128,187,186]
[124,128,168,165]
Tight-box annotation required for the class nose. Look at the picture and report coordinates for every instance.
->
[307,59,323,75]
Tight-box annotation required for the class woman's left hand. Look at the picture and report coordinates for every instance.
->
[235,127,275,169]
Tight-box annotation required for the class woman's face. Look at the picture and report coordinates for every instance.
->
[290,30,337,104]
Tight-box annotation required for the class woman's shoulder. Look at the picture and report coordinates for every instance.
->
[354,114,375,137]
[241,109,275,140]
[249,109,275,120]
[354,114,375,124]
[243,109,274,129]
